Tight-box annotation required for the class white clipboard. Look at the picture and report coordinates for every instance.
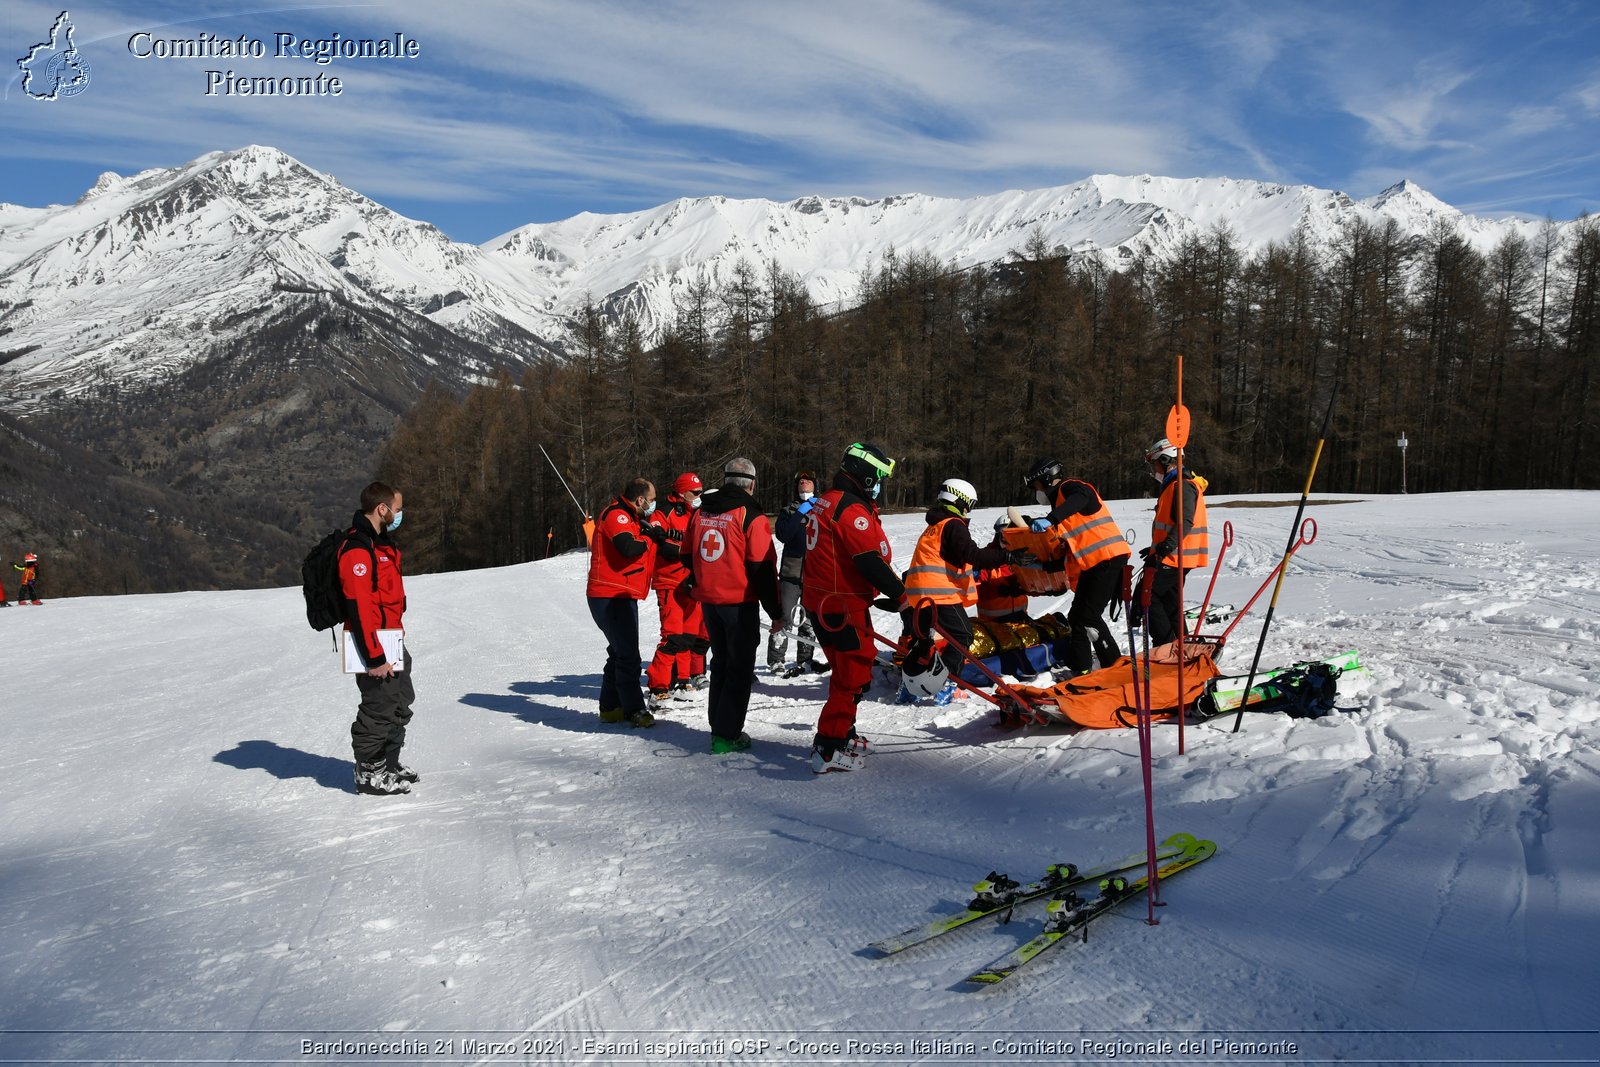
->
[343,629,405,673]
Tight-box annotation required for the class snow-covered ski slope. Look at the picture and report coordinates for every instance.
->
[3,492,1597,1064]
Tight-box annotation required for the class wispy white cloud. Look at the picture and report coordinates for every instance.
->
[2,0,1596,236]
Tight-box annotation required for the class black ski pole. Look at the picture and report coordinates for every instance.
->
[1230,378,1342,733]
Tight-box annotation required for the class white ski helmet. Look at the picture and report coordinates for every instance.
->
[901,654,951,699]
[1145,438,1179,464]
[936,477,978,514]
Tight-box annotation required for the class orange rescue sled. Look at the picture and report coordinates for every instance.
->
[1010,640,1221,729]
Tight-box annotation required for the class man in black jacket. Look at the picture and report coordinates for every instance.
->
[767,470,821,675]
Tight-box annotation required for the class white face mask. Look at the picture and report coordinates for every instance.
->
[1035,489,1051,507]
[688,496,702,509]
[640,499,657,517]
[870,483,882,500]
[798,491,814,502]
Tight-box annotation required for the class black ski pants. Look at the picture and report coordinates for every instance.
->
[352,649,415,767]
[704,600,761,741]
[911,602,973,676]
[1065,557,1124,673]
[588,595,645,715]
[1146,563,1194,646]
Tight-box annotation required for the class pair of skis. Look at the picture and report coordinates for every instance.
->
[865,833,1217,987]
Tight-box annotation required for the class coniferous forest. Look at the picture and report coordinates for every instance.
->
[378,215,1599,575]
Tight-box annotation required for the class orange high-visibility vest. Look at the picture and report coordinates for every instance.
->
[1050,480,1131,580]
[1152,476,1209,569]
[904,517,978,607]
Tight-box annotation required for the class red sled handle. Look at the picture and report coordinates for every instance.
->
[1217,517,1318,647]
[904,597,1051,724]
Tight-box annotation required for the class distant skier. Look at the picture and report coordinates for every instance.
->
[12,553,40,605]
[1139,438,1209,646]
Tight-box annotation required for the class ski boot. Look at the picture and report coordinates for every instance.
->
[810,736,868,774]
[355,761,410,796]
[710,732,752,755]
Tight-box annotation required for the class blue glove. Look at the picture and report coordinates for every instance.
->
[797,499,814,515]
[1029,518,1051,533]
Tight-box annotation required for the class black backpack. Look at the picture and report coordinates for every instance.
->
[302,528,375,633]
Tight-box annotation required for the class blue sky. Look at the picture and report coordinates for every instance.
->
[3,0,1597,243]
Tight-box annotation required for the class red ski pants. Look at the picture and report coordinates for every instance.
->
[646,584,707,690]
[808,605,875,743]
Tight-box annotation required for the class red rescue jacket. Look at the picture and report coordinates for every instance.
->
[586,496,657,599]
[651,499,695,590]
[801,486,893,614]
[686,486,779,609]
[339,515,406,669]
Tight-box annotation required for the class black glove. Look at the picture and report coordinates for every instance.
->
[871,597,900,613]
[642,524,668,545]
[1007,548,1041,568]
[903,639,936,674]
[665,528,684,543]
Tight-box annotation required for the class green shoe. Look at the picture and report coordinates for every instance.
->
[710,732,751,754]
[626,708,655,728]
[599,707,626,723]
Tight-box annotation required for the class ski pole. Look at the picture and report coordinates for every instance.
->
[1229,375,1342,733]
[538,443,591,522]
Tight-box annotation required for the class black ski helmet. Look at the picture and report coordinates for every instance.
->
[1024,457,1064,488]
[840,442,895,493]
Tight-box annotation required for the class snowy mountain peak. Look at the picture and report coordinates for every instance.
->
[1365,178,1457,217]
[76,171,126,204]
[0,146,1571,410]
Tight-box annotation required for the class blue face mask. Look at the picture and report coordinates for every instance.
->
[641,500,657,517]
[385,510,403,532]
[870,482,882,500]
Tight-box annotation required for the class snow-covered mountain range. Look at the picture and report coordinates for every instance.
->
[0,145,1558,408]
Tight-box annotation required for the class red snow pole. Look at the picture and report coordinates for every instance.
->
[1196,520,1234,629]
[1167,356,1193,754]
[544,527,554,558]
[1229,377,1343,733]
[1126,562,1162,922]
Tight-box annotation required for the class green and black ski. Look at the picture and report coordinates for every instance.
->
[865,833,1200,957]
[963,836,1217,987]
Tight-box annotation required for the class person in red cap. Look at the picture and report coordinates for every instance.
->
[11,553,40,605]
[644,471,711,707]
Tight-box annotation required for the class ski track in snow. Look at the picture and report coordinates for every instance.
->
[2,493,1598,1064]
